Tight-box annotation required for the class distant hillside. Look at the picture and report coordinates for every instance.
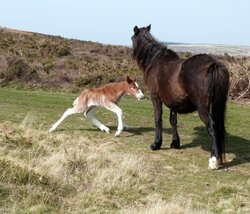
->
[0,26,137,92]
[0,27,249,99]
[168,43,250,57]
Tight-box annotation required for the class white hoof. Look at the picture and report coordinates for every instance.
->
[49,126,56,132]
[208,156,219,169]
[115,130,122,137]
[100,125,110,133]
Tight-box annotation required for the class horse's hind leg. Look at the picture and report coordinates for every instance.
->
[169,110,180,149]
[49,107,79,132]
[198,109,219,169]
[85,107,110,133]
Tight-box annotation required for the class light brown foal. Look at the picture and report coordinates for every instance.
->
[49,76,144,136]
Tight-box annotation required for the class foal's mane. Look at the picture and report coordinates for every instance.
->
[133,28,179,72]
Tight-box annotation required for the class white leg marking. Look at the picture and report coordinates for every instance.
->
[208,156,219,169]
[86,108,110,133]
[115,108,123,136]
[49,107,78,132]
[104,103,123,136]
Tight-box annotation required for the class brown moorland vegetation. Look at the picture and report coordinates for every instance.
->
[0,27,249,100]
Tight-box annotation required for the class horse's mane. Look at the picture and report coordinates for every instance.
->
[133,29,179,71]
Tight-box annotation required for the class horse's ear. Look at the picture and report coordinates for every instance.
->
[134,26,140,35]
[147,24,151,31]
[127,76,133,84]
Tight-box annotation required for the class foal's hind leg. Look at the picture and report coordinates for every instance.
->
[85,107,110,133]
[198,109,219,169]
[169,110,180,149]
[49,107,79,132]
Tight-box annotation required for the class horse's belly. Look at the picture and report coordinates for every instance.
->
[164,99,196,114]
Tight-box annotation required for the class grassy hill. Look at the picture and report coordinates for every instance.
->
[0,87,249,213]
[0,27,250,99]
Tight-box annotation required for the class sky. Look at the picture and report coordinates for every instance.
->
[1,0,250,46]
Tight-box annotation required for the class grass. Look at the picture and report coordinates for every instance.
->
[0,87,249,213]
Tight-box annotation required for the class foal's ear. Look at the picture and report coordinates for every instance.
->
[133,26,140,35]
[146,24,151,31]
[127,76,133,84]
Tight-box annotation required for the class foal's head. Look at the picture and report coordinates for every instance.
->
[126,76,144,100]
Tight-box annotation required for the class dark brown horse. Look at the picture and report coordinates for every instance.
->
[131,25,229,169]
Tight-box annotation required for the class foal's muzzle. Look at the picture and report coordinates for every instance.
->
[136,92,145,100]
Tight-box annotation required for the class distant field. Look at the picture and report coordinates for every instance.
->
[0,88,249,213]
[168,44,250,56]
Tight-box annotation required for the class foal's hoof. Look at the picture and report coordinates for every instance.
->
[49,127,55,133]
[100,125,110,133]
[170,140,180,149]
[115,130,122,137]
[150,143,162,151]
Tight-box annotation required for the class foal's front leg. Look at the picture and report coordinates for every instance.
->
[104,102,123,136]
[150,94,163,150]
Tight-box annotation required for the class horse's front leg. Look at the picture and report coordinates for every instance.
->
[150,94,163,150]
[169,110,180,148]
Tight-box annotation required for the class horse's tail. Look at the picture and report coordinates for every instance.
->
[207,62,229,163]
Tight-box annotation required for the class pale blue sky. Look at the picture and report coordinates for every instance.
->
[1,0,250,46]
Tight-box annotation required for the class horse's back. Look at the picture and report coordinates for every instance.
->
[182,54,217,73]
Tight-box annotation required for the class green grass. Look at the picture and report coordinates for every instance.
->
[0,87,249,213]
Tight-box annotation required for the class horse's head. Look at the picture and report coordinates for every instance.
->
[126,76,144,100]
[131,25,152,58]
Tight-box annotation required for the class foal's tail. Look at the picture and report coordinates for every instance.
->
[73,97,79,107]
[207,62,230,163]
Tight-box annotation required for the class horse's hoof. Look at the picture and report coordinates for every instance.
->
[100,125,110,133]
[208,156,219,169]
[150,143,161,151]
[115,131,121,137]
[170,140,180,149]
[49,127,55,133]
